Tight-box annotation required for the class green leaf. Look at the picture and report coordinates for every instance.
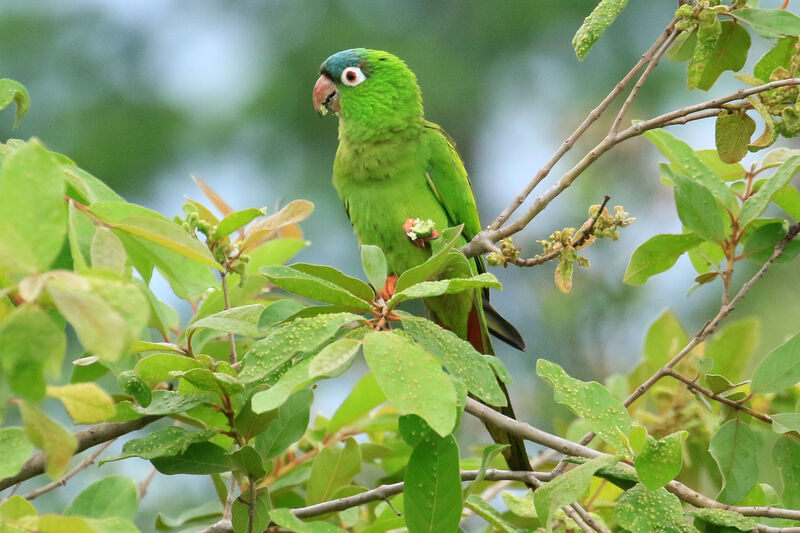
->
[328,373,386,434]
[672,173,727,243]
[170,368,242,396]
[387,273,501,308]
[154,501,223,530]
[90,227,126,275]
[240,313,363,383]
[363,331,457,437]
[534,454,619,531]
[705,318,760,382]
[741,222,800,264]
[615,484,693,533]
[64,475,137,520]
[110,215,221,271]
[257,299,306,330]
[715,111,756,164]
[0,304,65,402]
[709,419,759,504]
[740,156,800,228]
[405,430,462,533]
[0,495,36,521]
[688,17,722,90]
[634,431,687,490]
[68,201,93,271]
[269,508,345,533]
[694,21,751,91]
[37,515,95,533]
[668,28,697,62]
[752,331,800,394]
[464,495,519,533]
[101,426,217,463]
[360,245,387,291]
[130,391,214,416]
[644,129,739,212]
[695,150,747,181]
[0,79,30,127]
[18,400,78,479]
[85,517,142,533]
[187,303,265,339]
[733,8,800,39]
[232,489,271,533]
[250,358,315,413]
[572,0,629,60]
[0,428,33,480]
[772,436,800,510]
[624,233,703,285]
[503,492,538,522]
[774,184,800,220]
[754,36,796,81]
[46,273,148,362]
[305,438,361,505]
[292,262,375,302]
[46,383,116,424]
[771,413,800,435]
[463,444,509,500]
[308,338,362,378]
[134,353,203,385]
[537,359,631,451]
[260,265,372,312]
[748,95,779,151]
[689,508,758,532]
[229,445,266,480]
[254,389,313,460]
[151,441,232,475]
[393,226,463,293]
[400,313,506,407]
[0,141,67,277]
[212,207,265,240]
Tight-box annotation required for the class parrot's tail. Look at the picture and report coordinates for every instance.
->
[466,307,533,474]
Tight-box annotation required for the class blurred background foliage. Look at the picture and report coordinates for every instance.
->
[1,0,798,528]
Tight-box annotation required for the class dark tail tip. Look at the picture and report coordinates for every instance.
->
[483,295,526,351]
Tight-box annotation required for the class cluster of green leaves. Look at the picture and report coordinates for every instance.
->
[624,128,800,291]
[0,78,519,533]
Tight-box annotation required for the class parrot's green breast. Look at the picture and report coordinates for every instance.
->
[332,131,452,274]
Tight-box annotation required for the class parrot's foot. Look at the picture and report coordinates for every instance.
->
[380,274,398,301]
[403,218,439,249]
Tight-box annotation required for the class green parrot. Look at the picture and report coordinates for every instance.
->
[313,48,531,472]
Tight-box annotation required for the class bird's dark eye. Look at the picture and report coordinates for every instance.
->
[341,66,366,87]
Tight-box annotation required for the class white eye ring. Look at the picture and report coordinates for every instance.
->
[341,66,366,87]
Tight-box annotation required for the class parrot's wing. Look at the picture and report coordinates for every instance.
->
[424,122,526,352]
[422,121,482,241]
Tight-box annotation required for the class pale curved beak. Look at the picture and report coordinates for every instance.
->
[313,74,339,116]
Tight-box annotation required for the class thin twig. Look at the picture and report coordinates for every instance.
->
[609,29,679,133]
[486,19,678,232]
[0,415,161,491]
[220,272,238,364]
[464,397,800,522]
[570,502,611,533]
[461,77,800,259]
[664,369,772,425]
[23,440,115,500]
[138,467,158,500]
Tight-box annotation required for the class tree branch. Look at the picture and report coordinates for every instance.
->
[464,397,800,522]
[485,19,678,232]
[664,368,773,425]
[461,77,800,259]
[0,415,161,491]
[22,440,115,500]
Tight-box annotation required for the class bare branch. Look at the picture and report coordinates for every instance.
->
[0,415,161,491]
[462,77,800,259]
[664,369,772,425]
[23,440,115,500]
[609,29,679,133]
[485,20,678,232]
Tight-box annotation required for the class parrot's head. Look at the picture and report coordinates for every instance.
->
[313,49,423,141]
